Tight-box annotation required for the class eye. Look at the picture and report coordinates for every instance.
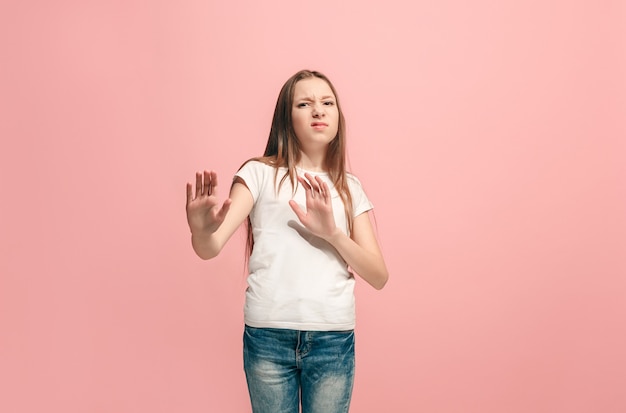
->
[323,101,335,106]
[297,102,309,108]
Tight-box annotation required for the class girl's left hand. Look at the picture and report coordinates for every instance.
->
[288,173,338,241]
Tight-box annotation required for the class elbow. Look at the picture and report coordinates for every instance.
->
[191,237,221,260]
[369,269,389,290]
[374,273,389,290]
[193,245,220,260]
[195,250,217,260]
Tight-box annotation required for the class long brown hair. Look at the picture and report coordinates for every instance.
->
[242,69,354,257]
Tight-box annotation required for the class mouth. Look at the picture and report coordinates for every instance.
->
[311,122,328,130]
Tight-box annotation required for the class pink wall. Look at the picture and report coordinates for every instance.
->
[1,1,625,412]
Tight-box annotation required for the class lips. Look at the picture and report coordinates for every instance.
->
[311,122,328,130]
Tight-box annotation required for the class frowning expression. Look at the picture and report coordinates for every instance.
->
[291,77,339,151]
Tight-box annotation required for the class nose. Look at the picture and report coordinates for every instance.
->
[312,103,325,118]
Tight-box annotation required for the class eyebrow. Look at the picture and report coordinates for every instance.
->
[295,95,336,101]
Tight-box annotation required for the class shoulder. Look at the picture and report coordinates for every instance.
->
[346,171,361,183]
[237,157,277,173]
[234,159,278,200]
[235,157,282,192]
[236,159,275,180]
[344,171,372,211]
[345,171,366,191]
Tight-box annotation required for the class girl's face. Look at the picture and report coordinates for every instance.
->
[291,77,339,153]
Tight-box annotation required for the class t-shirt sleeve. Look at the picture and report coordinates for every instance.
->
[234,161,264,202]
[349,175,373,217]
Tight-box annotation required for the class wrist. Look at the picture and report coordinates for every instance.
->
[191,229,212,240]
[323,227,344,245]
[191,230,220,260]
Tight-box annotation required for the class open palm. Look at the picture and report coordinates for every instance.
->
[288,173,338,241]
[186,170,231,234]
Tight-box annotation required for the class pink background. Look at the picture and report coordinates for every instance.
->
[1,1,625,412]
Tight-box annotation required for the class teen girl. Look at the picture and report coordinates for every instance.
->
[185,70,389,413]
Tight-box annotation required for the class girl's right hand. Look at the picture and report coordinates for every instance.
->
[186,170,232,235]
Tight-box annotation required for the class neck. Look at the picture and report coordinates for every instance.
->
[297,151,327,172]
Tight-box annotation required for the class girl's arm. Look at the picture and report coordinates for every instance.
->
[326,211,389,290]
[186,172,253,260]
[288,173,389,289]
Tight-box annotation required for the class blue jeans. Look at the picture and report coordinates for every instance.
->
[243,325,355,413]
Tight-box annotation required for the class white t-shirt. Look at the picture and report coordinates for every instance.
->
[235,160,373,331]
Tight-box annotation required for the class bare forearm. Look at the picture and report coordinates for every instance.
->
[191,231,222,260]
[325,230,389,290]
[187,179,254,261]
[288,175,388,289]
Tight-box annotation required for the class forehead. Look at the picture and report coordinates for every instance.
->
[293,77,335,99]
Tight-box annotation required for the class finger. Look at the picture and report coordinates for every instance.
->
[186,183,193,204]
[304,173,321,193]
[203,170,211,196]
[195,172,202,198]
[215,198,232,222]
[209,171,219,196]
[297,175,313,193]
[313,175,324,191]
[302,176,317,199]
[317,178,331,201]
[289,199,307,223]
[304,173,323,199]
